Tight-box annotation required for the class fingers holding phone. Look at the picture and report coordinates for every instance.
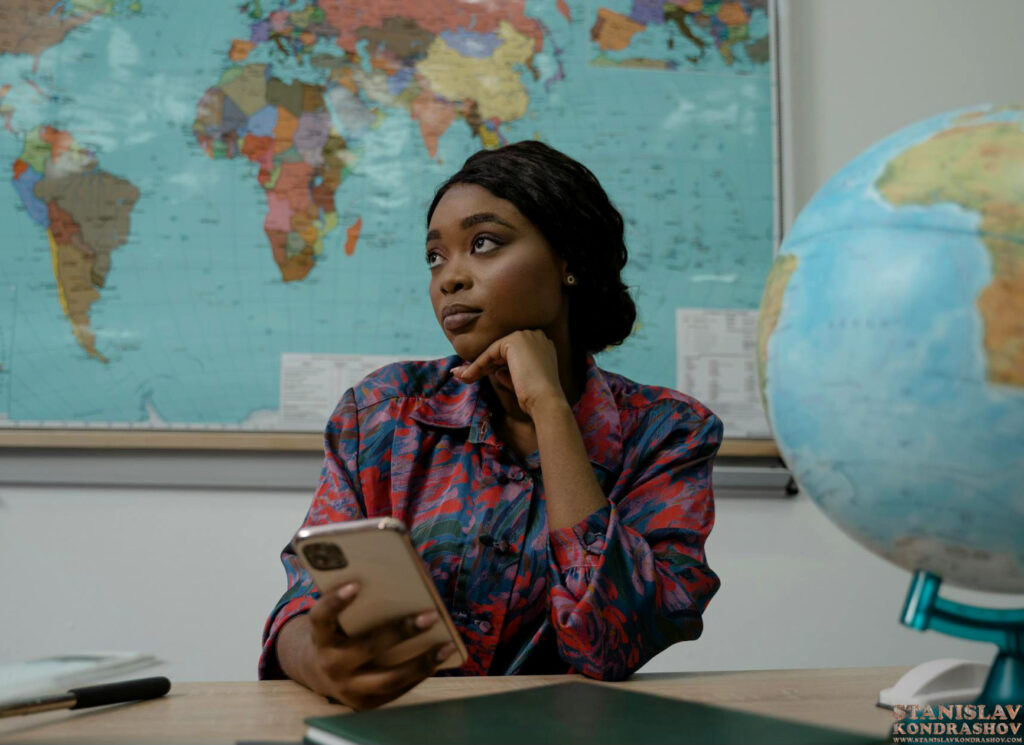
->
[309,582,361,650]
[338,639,458,711]
[293,518,467,674]
[290,519,467,710]
[310,583,444,668]
[306,582,456,710]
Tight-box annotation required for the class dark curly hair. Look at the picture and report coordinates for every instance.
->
[426,140,636,357]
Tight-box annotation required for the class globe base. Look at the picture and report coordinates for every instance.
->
[899,571,1024,705]
[878,658,990,708]
[979,650,1024,707]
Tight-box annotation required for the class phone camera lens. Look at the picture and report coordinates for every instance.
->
[303,542,348,571]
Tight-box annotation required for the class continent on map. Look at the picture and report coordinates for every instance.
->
[415,21,539,147]
[197,1,555,279]
[876,121,1024,388]
[591,8,646,52]
[318,0,544,58]
[591,0,769,69]
[0,0,140,65]
[258,0,550,152]
[11,126,139,361]
[194,64,346,282]
[756,252,797,401]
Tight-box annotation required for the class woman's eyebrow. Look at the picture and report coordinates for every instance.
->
[426,212,516,243]
[460,212,515,230]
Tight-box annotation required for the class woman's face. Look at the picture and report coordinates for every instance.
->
[426,183,570,362]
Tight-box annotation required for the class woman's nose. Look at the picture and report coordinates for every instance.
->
[439,256,472,295]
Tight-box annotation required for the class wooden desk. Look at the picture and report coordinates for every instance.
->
[0,667,905,744]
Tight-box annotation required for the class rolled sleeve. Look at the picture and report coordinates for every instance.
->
[547,504,611,570]
[546,400,722,681]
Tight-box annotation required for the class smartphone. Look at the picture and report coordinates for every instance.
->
[291,517,467,670]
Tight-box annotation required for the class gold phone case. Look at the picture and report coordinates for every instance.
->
[292,518,468,670]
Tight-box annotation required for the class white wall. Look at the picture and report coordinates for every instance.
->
[782,0,1024,229]
[0,485,311,682]
[0,483,1008,683]
[4,0,1024,683]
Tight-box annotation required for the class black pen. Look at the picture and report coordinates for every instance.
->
[0,676,171,718]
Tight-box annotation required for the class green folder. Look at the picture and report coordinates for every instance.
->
[303,681,887,744]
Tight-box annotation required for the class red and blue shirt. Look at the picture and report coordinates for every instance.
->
[260,354,721,681]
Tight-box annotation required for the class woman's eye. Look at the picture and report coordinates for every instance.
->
[472,236,500,252]
[425,250,442,268]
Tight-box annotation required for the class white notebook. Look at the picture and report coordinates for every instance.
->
[0,652,161,704]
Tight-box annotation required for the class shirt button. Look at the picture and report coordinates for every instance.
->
[478,620,492,633]
[496,473,509,485]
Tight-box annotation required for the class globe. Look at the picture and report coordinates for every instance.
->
[757,104,1024,595]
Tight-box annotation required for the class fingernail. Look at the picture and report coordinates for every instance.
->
[337,583,358,600]
[436,643,456,663]
[415,611,439,629]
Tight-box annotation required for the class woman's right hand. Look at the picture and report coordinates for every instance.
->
[280,583,457,710]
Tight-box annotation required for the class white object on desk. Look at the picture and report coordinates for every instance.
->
[877,658,990,707]
[0,652,160,706]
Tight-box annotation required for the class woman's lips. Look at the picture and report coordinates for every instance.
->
[443,311,482,332]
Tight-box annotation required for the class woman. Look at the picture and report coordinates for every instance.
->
[259,141,722,710]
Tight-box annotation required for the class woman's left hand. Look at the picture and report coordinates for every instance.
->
[451,330,567,418]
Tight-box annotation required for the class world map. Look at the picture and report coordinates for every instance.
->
[0,0,774,431]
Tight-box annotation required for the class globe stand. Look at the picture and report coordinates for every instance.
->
[897,570,1024,705]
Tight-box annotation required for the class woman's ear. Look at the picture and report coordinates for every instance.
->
[557,257,572,285]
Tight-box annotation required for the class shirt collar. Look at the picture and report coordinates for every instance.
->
[406,355,478,431]
[569,355,624,474]
[409,354,623,474]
